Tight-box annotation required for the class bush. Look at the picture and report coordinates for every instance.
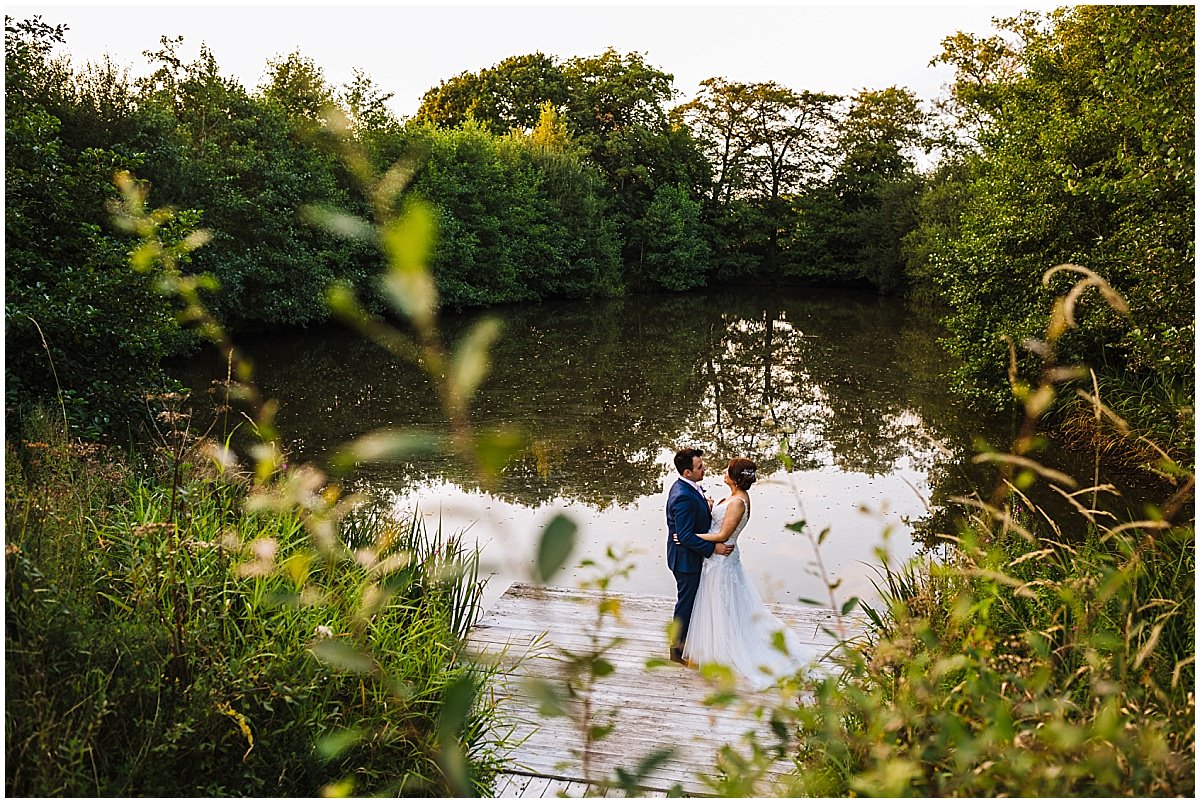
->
[4,416,503,796]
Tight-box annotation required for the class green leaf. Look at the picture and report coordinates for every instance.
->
[636,747,676,777]
[452,317,503,401]
[475,426,527,483]
[436,675,477,796]
[311,639,376,674]
[818,526,831,545]
[535,514,578,583]
[591,657,615,678]
[380,202,438,326]
[786,520,807,534]
[841,596,861,615]
[330,428,442,473]
[97,591,133,613]
[523,677,568,717]
[316,728,364,761]
[325,282,364,321]
[588,723,615,741]
[302,204,375,241]
[320,777,355,797]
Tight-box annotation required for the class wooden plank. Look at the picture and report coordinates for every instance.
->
[520,776,555,798]
[476,583,840,797]
[492,773,515,796]
[539,777,578,798]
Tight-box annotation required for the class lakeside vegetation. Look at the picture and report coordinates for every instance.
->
[5,4,1195,798]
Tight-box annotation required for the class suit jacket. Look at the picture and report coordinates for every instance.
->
[666,478,714,573]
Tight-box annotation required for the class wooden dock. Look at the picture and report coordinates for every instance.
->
[467,583,856,797]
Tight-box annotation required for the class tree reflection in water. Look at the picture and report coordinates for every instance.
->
[176,287,1132,605]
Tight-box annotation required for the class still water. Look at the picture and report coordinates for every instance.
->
[176,288,1023,610]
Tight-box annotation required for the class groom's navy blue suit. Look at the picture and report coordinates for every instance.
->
[666,478,714,652]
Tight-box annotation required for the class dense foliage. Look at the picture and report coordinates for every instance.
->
[907,6,1194,462]
[4,410,501,796]
[6,9,1193,451]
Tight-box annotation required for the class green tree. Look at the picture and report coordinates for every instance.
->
[637,184,711,291]
[923,6,1194,433]
[815,86,927,292]
[414,52,570,133]
[4,16,187,435]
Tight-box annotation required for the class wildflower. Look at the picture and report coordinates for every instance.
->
[314,625,334,639]
[5,544,21,557]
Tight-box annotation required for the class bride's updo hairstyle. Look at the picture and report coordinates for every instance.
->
[728,457,758,491]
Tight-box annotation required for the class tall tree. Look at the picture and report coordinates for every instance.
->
[920,6,1194,433]
[672,77,759,205]
[823,86,928,291]
[414,52,569,132]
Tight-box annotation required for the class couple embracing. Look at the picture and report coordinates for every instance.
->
[666,447,817,691]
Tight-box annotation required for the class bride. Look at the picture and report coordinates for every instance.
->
[683,457,822,691]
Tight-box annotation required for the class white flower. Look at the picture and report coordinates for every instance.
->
[313,625,334,639]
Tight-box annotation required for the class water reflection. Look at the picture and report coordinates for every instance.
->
[172,288,986,607]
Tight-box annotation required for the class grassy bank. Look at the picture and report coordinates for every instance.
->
[4,409,503,797]
[782,503,1194,796]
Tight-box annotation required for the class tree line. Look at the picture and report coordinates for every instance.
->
[5,6,1194,456]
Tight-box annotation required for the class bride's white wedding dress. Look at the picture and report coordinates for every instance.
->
[683,498,822,691]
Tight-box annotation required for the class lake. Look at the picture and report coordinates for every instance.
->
[172,287,1132,611]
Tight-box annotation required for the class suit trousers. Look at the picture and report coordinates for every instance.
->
[671,569,702,649]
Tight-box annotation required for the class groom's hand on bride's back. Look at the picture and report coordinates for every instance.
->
[714,542,734,556]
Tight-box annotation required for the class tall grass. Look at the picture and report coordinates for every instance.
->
[4,409,504,796]
[771,267,1196,796]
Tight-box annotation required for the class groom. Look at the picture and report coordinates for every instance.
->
[666,447,734,665]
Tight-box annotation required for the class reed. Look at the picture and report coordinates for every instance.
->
[4,427,504,796]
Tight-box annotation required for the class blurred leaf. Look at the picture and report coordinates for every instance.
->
[280,551,313,588]
[703,690,739,706]
[302,204,375,241]
[535,514,578,583]
[635,747,676,778]
[786,520,807,534]
[311,638,376,674]
[771,630,787,654]
[320,777,355,798]
[452,317,502,401]
[591,657,615,678]
[523,677,568,717]
[666,618,682,646]
[436,675,477,796]
[699,662,736,687]
[316,728,364,761]
[818,526,831,545]
[588,723,615,741]
[475,426,527,481]
[130,241,161,273]
[778,437,794,471]
[380,202,438,326]
[325,282,365,321]
[330,428,441,473]
[841,596,861,615]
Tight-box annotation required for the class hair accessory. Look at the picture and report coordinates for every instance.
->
[740,468,756,478]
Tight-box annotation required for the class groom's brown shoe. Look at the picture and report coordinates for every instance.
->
[669,647,687,665]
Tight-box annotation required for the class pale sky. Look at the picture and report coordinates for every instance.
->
[9,1,1038,117]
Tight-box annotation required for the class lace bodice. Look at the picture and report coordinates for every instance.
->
[708,498,749,547]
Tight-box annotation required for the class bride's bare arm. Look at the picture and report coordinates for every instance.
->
[698,498,746,542]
